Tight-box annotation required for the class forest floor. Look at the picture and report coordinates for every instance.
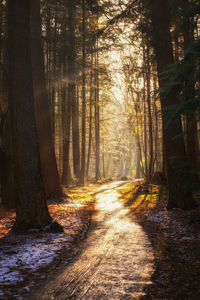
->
[119,181,200,299]
[0,182,106,299]
[0,180,200,299]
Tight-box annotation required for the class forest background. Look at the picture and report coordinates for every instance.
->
[0,0,200,232]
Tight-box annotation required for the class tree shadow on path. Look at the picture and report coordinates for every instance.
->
[120,183,200,300]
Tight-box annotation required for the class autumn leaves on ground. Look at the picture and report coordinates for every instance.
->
[120,181,200,299]
[0,183,97,298]
[1,180,200,299]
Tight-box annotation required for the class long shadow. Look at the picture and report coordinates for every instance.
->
[90,181,128,196]
[124,192,147,208]
[122,186,200,300]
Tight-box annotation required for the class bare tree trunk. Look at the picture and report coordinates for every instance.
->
[152,73,160,172]
[136,146,142,179]
[8,0,52,232]
[67,3,81,184]
[61,2,71,185]
[149,0,195,209]
[51,1,58,145]
[80,0,86,185]
[86,52,93,178]
[143,80,148,177]
[95,40,100,181]
[143,39,154,181]
[183,0,199,180]
[30,0,63,198]
[1,110,17,209]
[45,0,54,139]
[0,0,16,209]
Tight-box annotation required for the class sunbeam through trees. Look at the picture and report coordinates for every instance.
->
[0,0,200,298]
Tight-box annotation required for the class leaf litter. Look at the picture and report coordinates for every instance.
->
[0,184,97,299]
[119,182,200,299]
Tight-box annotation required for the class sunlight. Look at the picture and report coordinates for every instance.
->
[2,0,200,298]
[92,182,154,298]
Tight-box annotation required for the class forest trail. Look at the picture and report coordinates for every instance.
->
[30,181,154,299]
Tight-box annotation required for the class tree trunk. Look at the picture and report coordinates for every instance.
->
[95,40,100,181]
[143,38,154,181]
[182,0,199,180]
[149,0,195,209]
[1,110,16,209]
[67,1,81,184]
[136,146,142,179]
[143,81,148,177]
[86,52,94,178]
[61,2,71,185]
[0,0,16,209]
[8,0,52,231]
[80,0,86,185]
[30,0,63,198]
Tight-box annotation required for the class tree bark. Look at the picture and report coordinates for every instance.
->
[143,79,148,177]
[143,37,154,181]
[8,0,52,231]
[86,52,94,178]
[80,0,86,185]
[182,0,199,180]
[1,110,16,209]
[30,0,63,198]
[95,39,100,181]
[149,0,195,209]
[68,1,81,184]
[61,1,71,185]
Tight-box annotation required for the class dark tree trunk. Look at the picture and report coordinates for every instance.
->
[0,0,16,209]
[8,0,52,232]
[136,147,142,179]
[1,110,16,209]
[149,0,195,209]
[45,0,54,137]
[143,81,148,177]
[61,2,71,185]
[81,0,86,185]
[67,0,81,184]
[95,40,100,181]
[30,0,63,198]
[86,52,94,178]
[143,38,154,181]
[182,0,199,180]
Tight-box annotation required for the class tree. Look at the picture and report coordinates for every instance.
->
[61,0,71,185]
[80,0,86,184]
[149,0,195,209]
[67,0,81,184]
[30,0,63,198]
[182,0,199,179]
[94,39,101,181]
[8,0,52,231]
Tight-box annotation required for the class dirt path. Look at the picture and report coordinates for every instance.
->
[30,181,154,299]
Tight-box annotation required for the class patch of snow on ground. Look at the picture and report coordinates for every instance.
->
[0,225,80,289]
[0,188,93,299]
[1,271,23,285]
[147,210,199,241]
[147,211,170,227]
[0,291,4,298]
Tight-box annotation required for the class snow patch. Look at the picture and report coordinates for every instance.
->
[147,210,200,241]
[0,290,5,298]
[147,211,169,225]
[0,271,23,284]
[0,230,79,287]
